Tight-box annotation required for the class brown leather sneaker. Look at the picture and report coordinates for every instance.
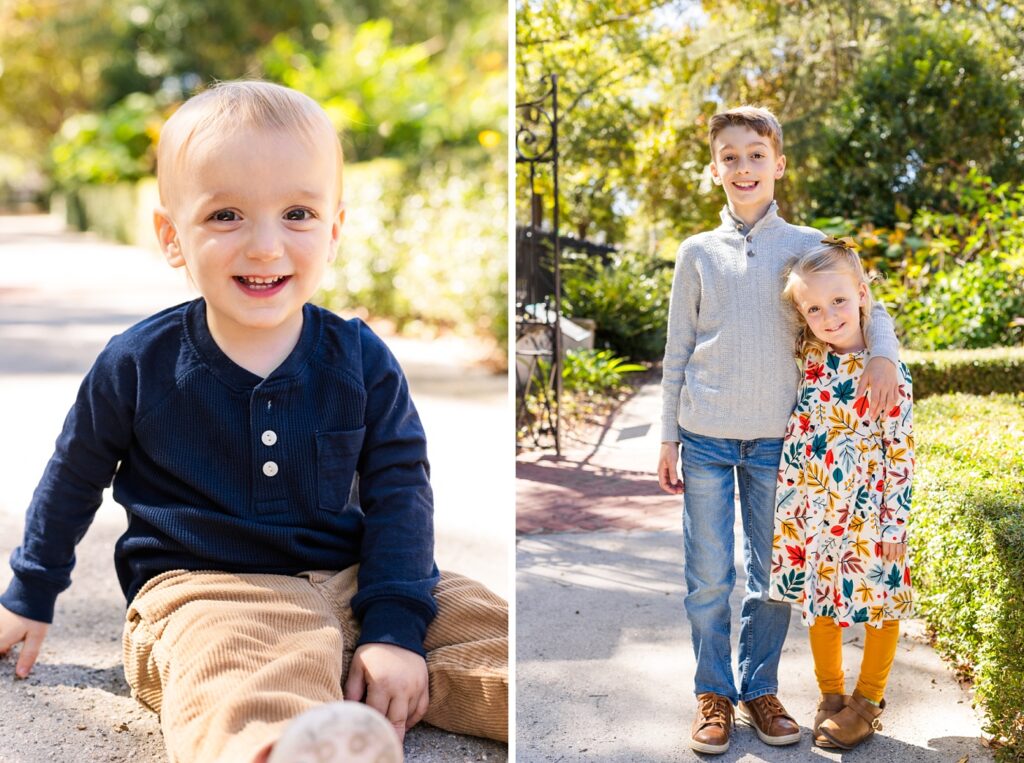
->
[737,694,801,746]
[818,690,885,750]
[813,693,848,747]
[690,692,734,754]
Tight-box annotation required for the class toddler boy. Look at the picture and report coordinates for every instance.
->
[0,81,507,763]
[657,106,900,754]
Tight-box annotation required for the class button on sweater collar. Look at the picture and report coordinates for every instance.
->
[184,299,322,390]
[719,200,781,237]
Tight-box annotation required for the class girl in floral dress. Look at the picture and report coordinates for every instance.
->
[769,242,914,750]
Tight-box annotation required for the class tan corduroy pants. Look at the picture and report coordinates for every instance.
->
[122,568,507,763]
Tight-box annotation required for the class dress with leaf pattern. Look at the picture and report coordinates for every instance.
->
[768,347,915,627]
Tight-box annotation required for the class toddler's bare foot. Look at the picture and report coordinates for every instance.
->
[266,701,403,763]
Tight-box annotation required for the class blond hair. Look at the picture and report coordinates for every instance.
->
[708,106,783,156]
[156,80,343,208]
[782,244,875,358]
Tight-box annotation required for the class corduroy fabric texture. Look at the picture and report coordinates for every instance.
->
[807,617,900,703]
[660,202,901,442]
[123,568,508,763]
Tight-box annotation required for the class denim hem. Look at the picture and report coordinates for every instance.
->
[694,689,738,704]
[739,687,779,702]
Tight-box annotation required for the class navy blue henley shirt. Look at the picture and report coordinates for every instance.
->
[0,299,439,655]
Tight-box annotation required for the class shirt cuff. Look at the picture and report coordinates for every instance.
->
[356,598,433,657]
[865,337,900,367]
[0,575,60,624]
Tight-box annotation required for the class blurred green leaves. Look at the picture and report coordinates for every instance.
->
[0,0,506,348]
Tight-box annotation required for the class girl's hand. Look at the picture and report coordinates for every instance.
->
[658,442,684,495]
[856,357,899,420]
[880,541,906,562]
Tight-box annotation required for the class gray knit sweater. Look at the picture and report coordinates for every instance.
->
[660,203,900,442]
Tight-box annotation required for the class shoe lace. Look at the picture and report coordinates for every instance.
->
[753,694,788,719]
[698,694,732,726]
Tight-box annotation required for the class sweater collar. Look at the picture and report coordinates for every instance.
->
[184,299,322,390]
[719,200,781,235]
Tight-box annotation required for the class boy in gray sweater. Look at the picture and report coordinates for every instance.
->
[657,106,901,754]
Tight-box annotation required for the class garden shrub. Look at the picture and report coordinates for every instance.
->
[817,170,1024,351]
[561,251,672,362]
[319,151,506,351]
[904,347,1024,399]
[913,393,1024,758]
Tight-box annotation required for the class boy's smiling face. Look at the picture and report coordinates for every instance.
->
[155,124,343,348]
[709,124,786,219]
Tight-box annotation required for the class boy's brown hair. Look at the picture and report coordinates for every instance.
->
[708,106,784,156]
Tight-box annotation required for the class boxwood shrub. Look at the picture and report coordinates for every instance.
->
[913,393,1024,758]
[904,347,1024,399]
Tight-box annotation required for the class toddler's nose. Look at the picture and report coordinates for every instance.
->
[247,221,284,260]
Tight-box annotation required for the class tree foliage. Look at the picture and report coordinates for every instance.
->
[516,0,1024,247]
[804,21,1024,226]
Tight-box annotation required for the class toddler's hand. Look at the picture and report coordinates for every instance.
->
[0,605,49,679]
[857,357,899,420]
[658,442,684,495]
[344,642,428,743]
[880,541,906,562]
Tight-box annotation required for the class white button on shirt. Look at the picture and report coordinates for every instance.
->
[262,461,279,477]
[261,430,278,446]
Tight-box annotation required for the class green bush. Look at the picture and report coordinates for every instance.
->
[905,347,1024,399]
[817,171,1024,351]
[561,251,672,361]
[319,150,506,350]
[913,393,1024,758]
[50,93,162,188]
[558,349,645,396]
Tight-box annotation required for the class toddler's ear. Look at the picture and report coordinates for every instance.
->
[154,208,184,268]
[328,204,346,264]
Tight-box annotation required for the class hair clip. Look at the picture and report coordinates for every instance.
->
[821,235,860,251]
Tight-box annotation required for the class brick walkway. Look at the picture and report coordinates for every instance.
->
[516,382,682,534]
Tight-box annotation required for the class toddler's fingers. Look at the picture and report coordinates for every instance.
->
[15,632,42,678]
[409,687,429,729]
[343,659,366,702]
[370,689,406,743]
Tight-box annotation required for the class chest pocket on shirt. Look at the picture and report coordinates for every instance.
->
[316,427,365,512]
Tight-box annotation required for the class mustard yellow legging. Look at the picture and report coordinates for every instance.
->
[808,618,899,703]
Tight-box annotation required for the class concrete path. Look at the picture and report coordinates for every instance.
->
[516,381,991,762]
[0,214,507,762]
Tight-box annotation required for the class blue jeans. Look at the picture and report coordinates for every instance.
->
[679,426,792,703]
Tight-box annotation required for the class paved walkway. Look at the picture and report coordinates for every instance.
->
[0,215,507,762]
[516,381,992,762]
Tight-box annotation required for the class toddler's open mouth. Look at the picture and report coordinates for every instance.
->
[733,181,758,190]
[234,275,291,293]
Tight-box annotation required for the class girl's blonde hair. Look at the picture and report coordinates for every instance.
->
[782,243,874,358]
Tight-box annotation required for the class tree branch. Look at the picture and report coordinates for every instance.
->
[517,0,677,47]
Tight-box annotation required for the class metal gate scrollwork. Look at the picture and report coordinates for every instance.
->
[515,74,562,454]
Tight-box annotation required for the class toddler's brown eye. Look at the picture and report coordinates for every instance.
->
[286,209,313,221]
[213,210,237,222]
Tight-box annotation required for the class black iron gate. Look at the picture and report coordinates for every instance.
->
[515,74,562,454]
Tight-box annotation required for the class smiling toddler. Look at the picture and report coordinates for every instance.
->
[0,81,508,763]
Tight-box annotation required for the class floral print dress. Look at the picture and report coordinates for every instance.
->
[769,346,915,627]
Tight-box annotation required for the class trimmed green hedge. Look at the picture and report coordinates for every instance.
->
[914,393,1024,759]
[904,347,1024,399]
